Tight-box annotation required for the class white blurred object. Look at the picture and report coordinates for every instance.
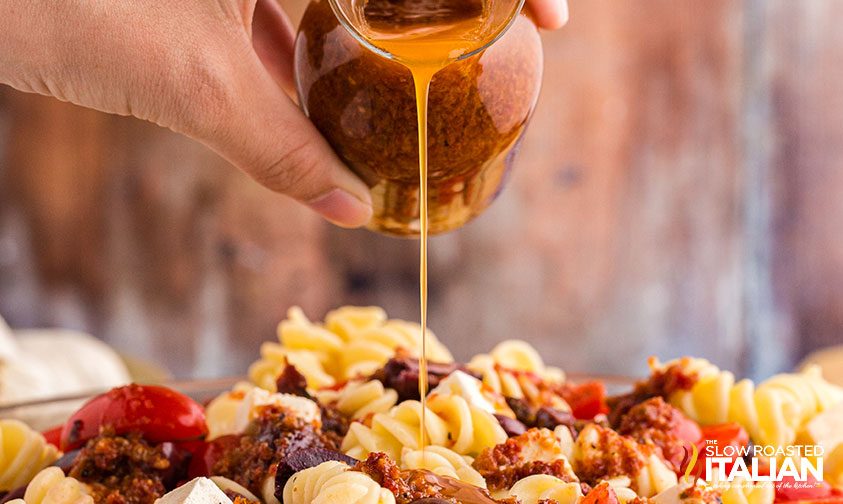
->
[0,315,131,428]
[0,316,18,362]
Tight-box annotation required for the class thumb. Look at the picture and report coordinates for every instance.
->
[190,39,372,228]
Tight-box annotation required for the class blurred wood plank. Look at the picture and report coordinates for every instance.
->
[0,92,339,377]
[758,0,843,371]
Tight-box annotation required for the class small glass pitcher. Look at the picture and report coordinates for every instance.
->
[293,0,543,236]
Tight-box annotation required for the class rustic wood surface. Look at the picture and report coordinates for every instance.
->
[0,0,841,379]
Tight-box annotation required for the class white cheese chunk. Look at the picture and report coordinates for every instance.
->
[233,387,321,433]
[154,477,232,504]
[430,370,495,413]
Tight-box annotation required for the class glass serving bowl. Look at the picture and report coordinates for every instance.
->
[0,374,635,431]
[0,377,241,431]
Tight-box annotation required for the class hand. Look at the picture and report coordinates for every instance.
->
[0,0,568,228]
[529,0,569,30]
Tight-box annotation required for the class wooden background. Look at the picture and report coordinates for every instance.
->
[1,0,841,379]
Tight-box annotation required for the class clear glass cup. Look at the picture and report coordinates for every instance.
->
[328,0,527,65]
[293,0,543,236]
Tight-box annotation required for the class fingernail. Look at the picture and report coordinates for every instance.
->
[558,0,569,27]
[308,189,373,228]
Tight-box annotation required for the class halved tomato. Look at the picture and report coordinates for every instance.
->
[41,425,63,448]
[60,384,208,451]
[693,422,748,472]
[562,381,609,420]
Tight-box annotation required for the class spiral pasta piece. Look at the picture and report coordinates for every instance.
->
[249,344,335,391]
[824,443,843,487]
[336,318,453,380]
[9,467,92,504]
[204,381,256,440]
[573,424,677,498]
[469,340,565,380]
[314,380,399,420]
[282,461,396,504]
[341,393,507,460]
[655,358,843,448]
[400,446,486,488]
[506,474,582,504]
[468,340,568,409]
[0,420,60,492]
[249,307,453,392]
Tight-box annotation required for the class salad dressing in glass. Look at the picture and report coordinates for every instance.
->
[351,0,496,450]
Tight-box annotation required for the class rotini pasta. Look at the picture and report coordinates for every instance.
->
[795,401,843,486]
[5,298,841,504]
[505,474,582,504]
[205,384,322,439]
[249,306,453,392]
[204,381,255,440]
[654,358,843,448]
[314,380,399,420]
[282,461,396,504]
[825,443,843,487]
[469,340,566,381]
[342,392,507,460]
[428,370,511,417]
[0,420,59,492]
[400,446,486,488]
[468,340,569,410]
[604,478,644,504]
[235,387,322,430]
[8,467,92,504]
[248,344,336,391]
[573,424,677,498]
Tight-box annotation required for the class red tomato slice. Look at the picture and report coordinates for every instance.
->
[60,384,208,451]
[581,482,620,504]
[776,474,833,502]
[185,435,239,479]
[177,440,212,480]
[691,422,748,476]
[562,381,609,420]
[41,426,63,448]
[701,423,749,450]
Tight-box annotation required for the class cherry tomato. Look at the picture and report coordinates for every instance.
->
[184,435,239,479]
[581,482,620,504]
[701,422,749,450]
[562,381,609,420]
[60,384,208,451]
[776,474,833,502]
[176,440,211,480]
[41,426,63,448]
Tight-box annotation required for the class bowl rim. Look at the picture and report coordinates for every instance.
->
[0,373,637,415]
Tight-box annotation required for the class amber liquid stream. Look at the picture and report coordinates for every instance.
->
[356,1,496,451]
